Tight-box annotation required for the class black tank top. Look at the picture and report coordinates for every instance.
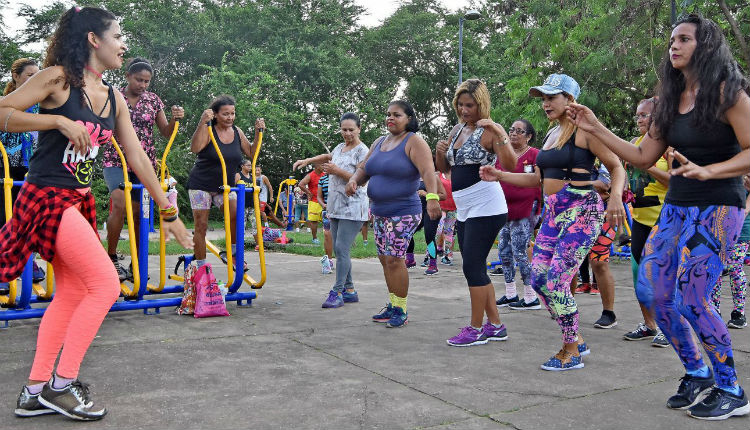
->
[237,170,251,184]
[27,85,116,188]
[665,111,744,207]
[187,125,243,192]
[536,132,596,182]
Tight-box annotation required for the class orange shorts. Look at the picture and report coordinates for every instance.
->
[588,221,616,262]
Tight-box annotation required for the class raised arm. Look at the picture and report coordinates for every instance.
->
[293,153,332,171]
[156,105,184,138]
[190,109,213,154]
[477,119,516,171]
[239,118,265,158]
[435,124,460,174]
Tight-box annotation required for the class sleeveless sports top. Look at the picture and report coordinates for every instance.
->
[365,133,421,217]
[28,84,117,189]
[446,124,497,192]
[187,125,243,192]
[665,110,744,207]
[535,131,596,182]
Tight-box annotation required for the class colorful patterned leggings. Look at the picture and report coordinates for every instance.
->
[531,185,604,343]
[436,210,457,258]
[373,214,422,259]
[636,204,743,390]
[498,215,537,285]
[710,240,749,314]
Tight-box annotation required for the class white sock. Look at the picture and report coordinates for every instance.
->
[505,281,517,298]
[26,382,45,394]
[523,284,537,303]
[52,374,74,389]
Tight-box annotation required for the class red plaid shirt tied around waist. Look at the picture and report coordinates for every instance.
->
[0,182,97,282]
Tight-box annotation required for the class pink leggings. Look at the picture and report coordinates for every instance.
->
[29,206,120,381]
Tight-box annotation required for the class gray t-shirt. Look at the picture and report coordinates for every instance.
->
[327,142,369,221]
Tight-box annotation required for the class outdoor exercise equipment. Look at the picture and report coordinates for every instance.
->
[274,177,297,230]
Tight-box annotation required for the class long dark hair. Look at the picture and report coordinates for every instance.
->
[388,100,419,133]
[652,14,749,141]
[44,7,117,91]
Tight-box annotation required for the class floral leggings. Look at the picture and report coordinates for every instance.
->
[498,214,538,285]
[436,210,457,258]
[636,204,743,390]
[531,185,604,344]
[710,240,749,314]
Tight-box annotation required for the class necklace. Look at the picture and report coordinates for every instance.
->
[85,65,102,79]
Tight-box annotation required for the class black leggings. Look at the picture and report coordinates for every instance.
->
[630,219,652,265]
[407,206,440,257]
[457,214,507,286]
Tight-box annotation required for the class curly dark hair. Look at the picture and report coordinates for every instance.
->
[652,14,749,142]
[44,7,117,93]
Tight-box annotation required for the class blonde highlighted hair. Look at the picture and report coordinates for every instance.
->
[452,79,491,121]
[549,92,577,150]
[4,58,38,96]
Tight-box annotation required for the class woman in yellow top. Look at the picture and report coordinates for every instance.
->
[622,98,670,346]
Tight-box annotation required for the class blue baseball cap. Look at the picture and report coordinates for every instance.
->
[529,74,581,100]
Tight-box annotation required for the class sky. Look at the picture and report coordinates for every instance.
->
[2,0,474,42]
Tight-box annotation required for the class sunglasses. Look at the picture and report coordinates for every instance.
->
[508,128,527,135]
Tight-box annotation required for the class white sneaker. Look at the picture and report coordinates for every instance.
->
[320,255,332,274]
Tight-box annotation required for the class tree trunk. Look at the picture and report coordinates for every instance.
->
[718,0,750,68]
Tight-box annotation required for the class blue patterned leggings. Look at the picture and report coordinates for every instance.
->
[498,215,537,285]
[636,204,743,390]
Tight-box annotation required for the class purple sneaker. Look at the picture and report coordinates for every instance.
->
[405,253,416,268]
[447,326,488,347]
[322,290,343,308]
[424,258,438,275]
[482,321,508,341]
[342,290,359,303]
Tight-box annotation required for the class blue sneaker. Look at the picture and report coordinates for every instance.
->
[687,386,750,420]
[342,290,359,303]
[540,350,584,371]
[578,342,590,356]
[386,306,407,328]
[321,290,343,308]
[311,238,320,245]
[372,303,394,323]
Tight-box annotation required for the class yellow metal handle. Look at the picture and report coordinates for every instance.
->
[156,122,180,292]
[207,125,235,286]
[110,136,140,297]
[250,130,266,288]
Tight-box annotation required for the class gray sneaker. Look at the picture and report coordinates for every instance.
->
[38,379,107,421]
[652,331,670,348]
[14,386,56,417]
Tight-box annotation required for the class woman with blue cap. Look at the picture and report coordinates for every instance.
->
[480,73,625,371]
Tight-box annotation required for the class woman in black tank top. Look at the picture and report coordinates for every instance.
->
[0,6,192,420]
[568,15,750,419]
[188,95,265,267]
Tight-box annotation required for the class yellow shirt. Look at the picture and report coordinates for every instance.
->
[628,135,669,227]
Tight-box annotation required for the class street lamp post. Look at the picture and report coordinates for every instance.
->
[458,9,481,86]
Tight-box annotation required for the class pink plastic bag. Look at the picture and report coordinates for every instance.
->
[193,264,230,318]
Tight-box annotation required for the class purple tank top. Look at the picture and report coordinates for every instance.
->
[365,133,421,217]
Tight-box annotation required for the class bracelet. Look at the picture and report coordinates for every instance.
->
[160,204,178,219]
[162,214,178,223]
[425,192,439,201]
[3,109,15,132]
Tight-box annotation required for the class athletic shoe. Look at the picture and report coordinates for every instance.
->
[589,283,600,295]
[342,290,359,303]
[624,323,658,341]
[321,290,343,308]
[508,298,541,310]
[0,282,9,295]
[593,312,617,329]
[424,258,438,275]
[728,310,747,329]
[420,255,430,267]
[363,240,368,247]
[385,306,408,328]
[32,262,46,283]
[447,326,488,347]
[372,303,394,322]
[436,248,444,256]
[311,238,320,245]
[575,282,591,294]
[496,295,519,307]
[320,255,332,274]
[440,256,453,266]
[112,260,129,282]
[652,331,670,347]
[329,259,335,271]
[687,386,750,420]
[405,253,416,268]
[666,374,715,409]
[540,349,584,371]
[488,267,503,276]
[38,379,107,421]
[578,342,590,356]
[15,386,56,417]
[617,233,631,246]
[481,321,508,341]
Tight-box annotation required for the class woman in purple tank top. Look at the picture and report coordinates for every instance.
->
[346,100,441,328]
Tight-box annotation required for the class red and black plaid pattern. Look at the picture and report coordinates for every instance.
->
[0,182,97,282]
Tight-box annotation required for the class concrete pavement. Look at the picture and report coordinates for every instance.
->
[1,250,748,429]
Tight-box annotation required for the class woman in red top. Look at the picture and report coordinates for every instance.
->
[0,6,192,420]
[493,119,543,310]
[436,172,457,264]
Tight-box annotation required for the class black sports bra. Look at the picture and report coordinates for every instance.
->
[535,131,596,181]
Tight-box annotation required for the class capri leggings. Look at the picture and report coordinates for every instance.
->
[531,184,604,344]
[373,214,421,259]
[456,214,506,286]
[629,219,654,289]
[30,206,121,381]
[636,204,743,390]
[436,210,457,257]
[710,240,749,314]
[498,215,536,285]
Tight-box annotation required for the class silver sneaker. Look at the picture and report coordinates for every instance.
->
[38,379,107,421]
[14,386,56,417]
[652,331,670,348]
